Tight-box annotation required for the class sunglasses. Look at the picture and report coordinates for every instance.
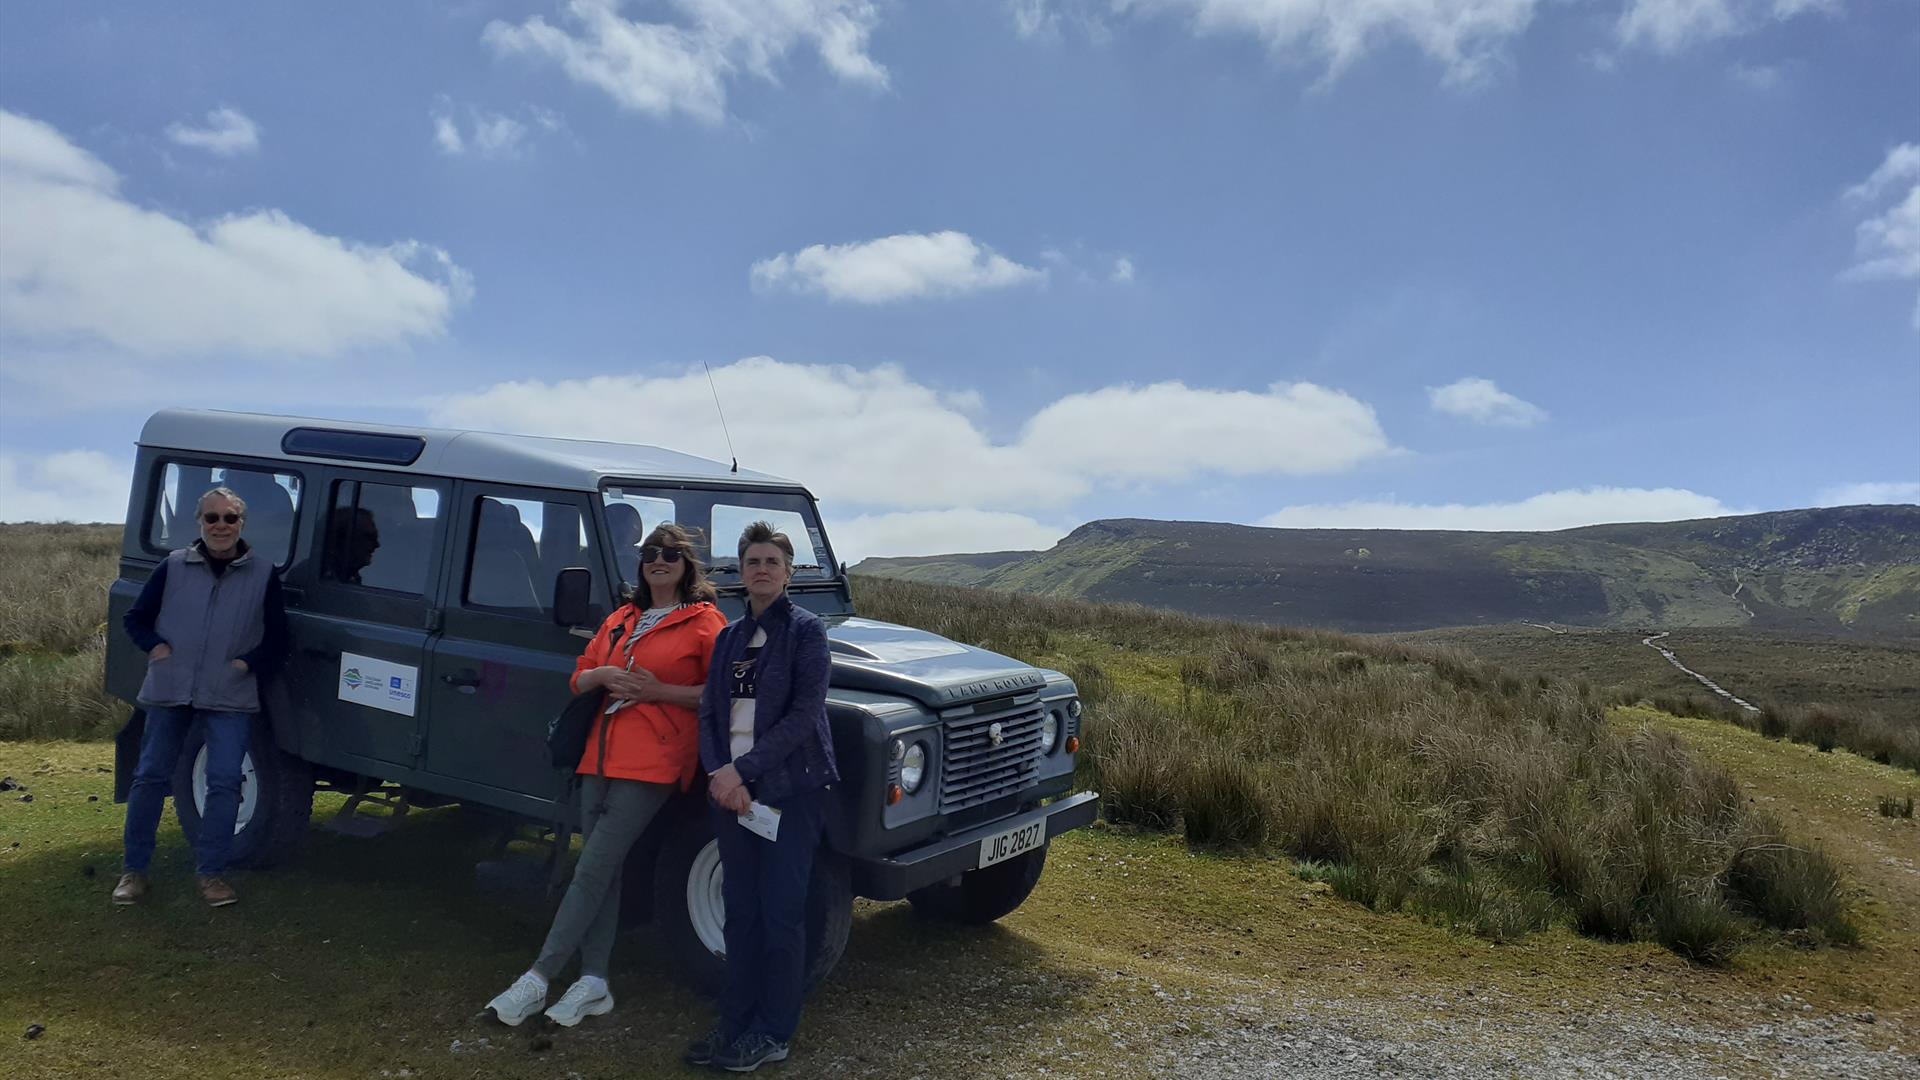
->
[638,545,685,564]
[201,512,243,525]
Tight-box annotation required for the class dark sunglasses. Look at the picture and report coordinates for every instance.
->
[201,512,243,525]
[638,545,685,564]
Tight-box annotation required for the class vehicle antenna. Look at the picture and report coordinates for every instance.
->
[703,361,738,473]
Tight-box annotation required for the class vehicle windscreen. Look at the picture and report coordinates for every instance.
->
[601,484,837,592]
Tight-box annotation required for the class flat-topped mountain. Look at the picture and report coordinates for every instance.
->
[854,505,1920,636]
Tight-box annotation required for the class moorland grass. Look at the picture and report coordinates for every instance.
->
[0,524,121,740]
[1400,623,1920,773]
[0,525,1863,962]
[855,576,1858,962]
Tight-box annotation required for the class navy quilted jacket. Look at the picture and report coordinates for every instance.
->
[698,594,839,804]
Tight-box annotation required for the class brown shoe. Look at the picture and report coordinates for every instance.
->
[198,876,239,908]
[112,871,148,905]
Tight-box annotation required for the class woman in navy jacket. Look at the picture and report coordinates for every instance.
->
[686,521,838,1073]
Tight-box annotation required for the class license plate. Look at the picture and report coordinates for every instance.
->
[978,819,1045,868]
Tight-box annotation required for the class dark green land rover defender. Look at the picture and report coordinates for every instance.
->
[106,409,1099,988]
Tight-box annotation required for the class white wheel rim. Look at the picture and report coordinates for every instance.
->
[686,839,727,958]
[192,746,257,834]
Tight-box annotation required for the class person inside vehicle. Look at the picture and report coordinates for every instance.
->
[685,521,839,1073]
[484,523,727,1028]
[115,486,289,908]
[605,501,643,594]
[323,505,380,585]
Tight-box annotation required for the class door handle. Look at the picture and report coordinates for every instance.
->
[441,670,482,689]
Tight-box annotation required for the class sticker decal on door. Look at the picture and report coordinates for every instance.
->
[339,652,419,716]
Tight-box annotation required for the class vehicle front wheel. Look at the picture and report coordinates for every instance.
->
[650,810,853,996]
[907,843,1049,924]
[172,713,313,869]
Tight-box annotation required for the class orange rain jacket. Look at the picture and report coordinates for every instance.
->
[569,600,728,789]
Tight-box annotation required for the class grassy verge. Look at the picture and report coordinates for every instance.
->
[6,719,1916,1080]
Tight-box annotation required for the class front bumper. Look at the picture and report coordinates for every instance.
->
[849,790,1101,900]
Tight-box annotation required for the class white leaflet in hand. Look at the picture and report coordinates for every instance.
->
[606,656,636,715]
[738,801,781,842]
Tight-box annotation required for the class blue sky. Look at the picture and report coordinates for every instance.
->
[2,1,1916,559]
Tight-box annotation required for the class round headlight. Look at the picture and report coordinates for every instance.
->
[1066,699,1083,720]
[900,741,928,794]
[1041,711,1060,754]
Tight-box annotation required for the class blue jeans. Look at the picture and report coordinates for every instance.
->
[712,786,828,1043]
[123,705,251,877]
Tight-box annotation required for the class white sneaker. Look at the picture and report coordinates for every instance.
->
[486,972,548,1027]
[543,977,614,1027]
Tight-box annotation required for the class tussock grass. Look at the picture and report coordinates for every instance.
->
[855,575,1859,962]
[1605,684,1920,776]
[0,523,120,654]
[0,524,122,740]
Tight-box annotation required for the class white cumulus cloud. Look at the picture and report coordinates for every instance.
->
[432,357,1394,512]
[1815,481,1920,507]
[1022,381,1392,480]
[0,449,132,523]
[751,231,1047,303]
[831,508,1068,563]
[1028,2,1847,84]
[1616,0,1838,54]
[165,106,261,156]
[483,0,887,125]
[0,109,471,356]
[1259,486,1739,531]
[1115,0,1544,86]
[1843,143,1920,329]
[1427,377,1547,427]
[431,100,557,158]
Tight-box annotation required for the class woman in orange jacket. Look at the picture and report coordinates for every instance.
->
[485,522,728,1029]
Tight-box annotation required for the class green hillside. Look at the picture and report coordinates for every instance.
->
[855,505,1920,637]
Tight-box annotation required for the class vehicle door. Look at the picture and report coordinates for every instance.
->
[423,484,612,809]
[285,474,449,769]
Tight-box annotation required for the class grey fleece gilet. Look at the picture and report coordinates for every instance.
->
[136,545,272,713]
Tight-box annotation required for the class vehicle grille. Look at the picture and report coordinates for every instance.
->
[940,700,1045,813]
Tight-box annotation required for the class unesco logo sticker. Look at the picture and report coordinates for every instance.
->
[342,668,364,690]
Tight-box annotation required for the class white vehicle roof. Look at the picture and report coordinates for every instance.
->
[138,409,801,492]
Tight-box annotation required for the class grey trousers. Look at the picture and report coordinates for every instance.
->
[533,775,673,981]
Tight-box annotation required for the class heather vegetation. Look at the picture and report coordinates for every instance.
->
[854,576,1858,962]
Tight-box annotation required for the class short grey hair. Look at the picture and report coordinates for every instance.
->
[737,520,794,565]
[197,487,248,517]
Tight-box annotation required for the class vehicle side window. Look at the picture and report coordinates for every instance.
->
[324,481,441,594]
[465,495,607,619]
[148,461,303,568]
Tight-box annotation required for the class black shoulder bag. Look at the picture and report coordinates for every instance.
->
[546,689,606,769]
[548,622,626,769]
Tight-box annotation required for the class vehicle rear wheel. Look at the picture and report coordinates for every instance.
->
[650,810,853,995]
[907,843,1049,924]
[172,713,313,869]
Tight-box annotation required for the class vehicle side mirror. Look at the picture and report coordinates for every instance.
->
[553,567,593,627]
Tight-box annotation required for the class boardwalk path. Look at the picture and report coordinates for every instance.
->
[1642,631,1762,713]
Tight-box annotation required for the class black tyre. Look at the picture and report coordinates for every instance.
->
[172,713,313,869]
[907,843,1048,924]
[650,810,854,996]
